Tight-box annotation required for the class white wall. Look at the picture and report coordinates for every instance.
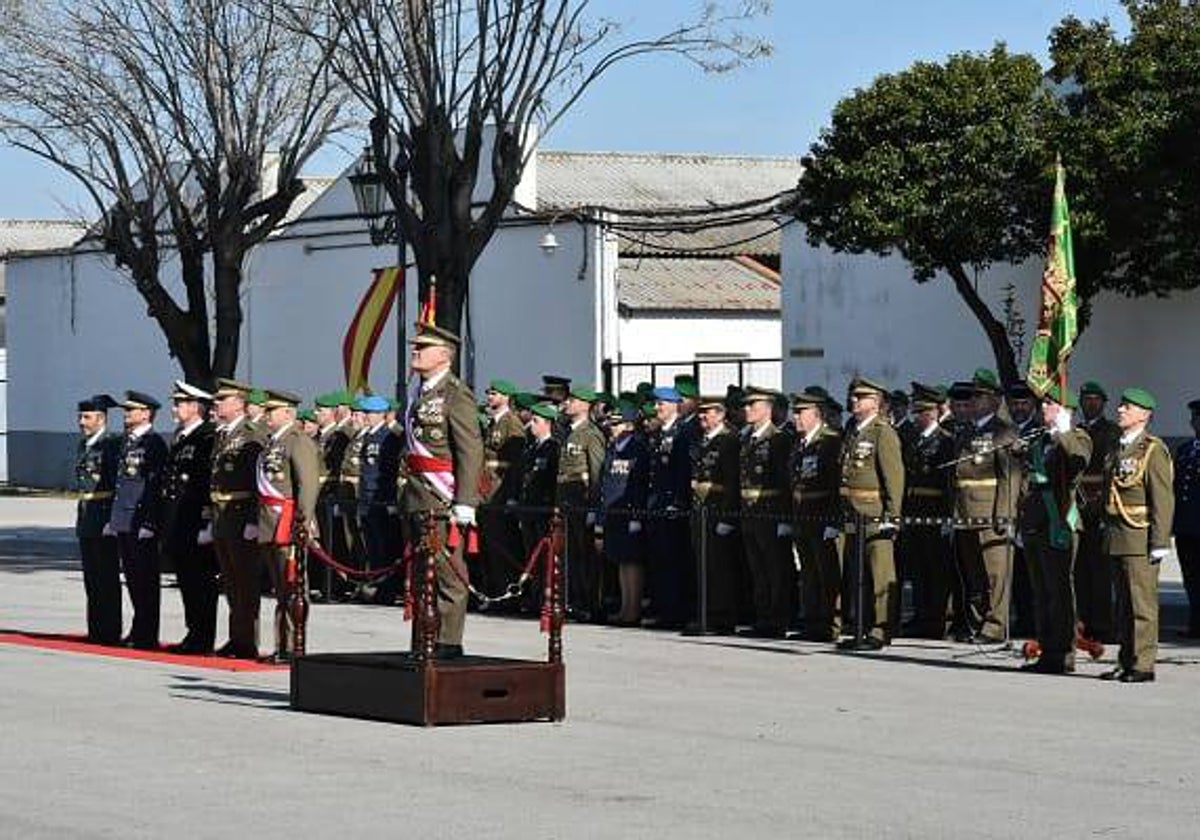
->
[781,223,1200,437]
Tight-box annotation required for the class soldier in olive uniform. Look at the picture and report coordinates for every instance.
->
[556,385,607,621]
[646,386,696,629]
[160,382,218,654]
[1174,399,1200,638]
[1100,388,1175,683]
[789,388,844,642]
[1018,384,1092,674]
[109,391,168,649]
[209,379,267,659]
[479,379,528,601]
[313,391,354,601]
[899,384,956,639]
[1076,380,1121,643]
[837,377,905,649]
[75,394,122,644]
[687,396,741,634]
[402,323,484,659]
[737,386,794,638]
[256,390,322,662]
[951,369,1018,644]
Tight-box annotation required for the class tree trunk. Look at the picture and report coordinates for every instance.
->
[212,253,244,381]
[945,263,1021,386]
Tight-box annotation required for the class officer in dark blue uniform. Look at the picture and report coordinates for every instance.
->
[646,386,695,628]
[75,394,122,643]
[1174,398,1200,638]
[160,381,218,654]
[108,390,168,649]
[354,394,401,603]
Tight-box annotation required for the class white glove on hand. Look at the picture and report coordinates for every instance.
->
[822,526,840,541]
[878,522,898,536]
[715,522,735,537]
[628,520,642,535]
[940,522,955,538]
[243,523,259,541]
[505,498,518,507]
[137,527,155,541]
[101,522,116,538]
[1150,548,1170,565]
[1013,531,1025,550]
[585,511,597,527]
[386,505,398,515]
[1053,410,1072,435]
[776,523,794,539]
[451,504,476,526]
[197,524,214,546]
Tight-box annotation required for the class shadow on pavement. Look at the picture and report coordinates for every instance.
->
[0,525,78,573]
[168,674,291,710]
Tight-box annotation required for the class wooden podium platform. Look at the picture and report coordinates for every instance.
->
[290,652,565,725]
[290,514,566,727]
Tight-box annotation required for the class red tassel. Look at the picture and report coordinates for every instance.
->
[466,527,479,555]
[446,522,460,550]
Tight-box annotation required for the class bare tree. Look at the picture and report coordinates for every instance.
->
[0,0,349,385]
[310,0,770,338]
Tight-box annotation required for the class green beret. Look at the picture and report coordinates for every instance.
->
[1120,387,1157,411]
[673,374,699,399]
[513,391,538,410]
[298,408,317,422]
[247,388,268,406]
[314,392,340,408]
[1079,380,1108,400]
[530,402,559,421]
[635,381,654,397]
[569,385,599,403]
[487,379,518,397]
[1043,383,1079,409]
[972,368,1002,394]
[641,401,656,419]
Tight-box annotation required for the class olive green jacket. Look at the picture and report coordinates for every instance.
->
[838,416,904,520]
[1102,430,1175,557]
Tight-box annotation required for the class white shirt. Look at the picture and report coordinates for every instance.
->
[802,423,826,447]
[176,418,203,440]
[85,427,107,449]
[272,421,295,442]
[750,420,773,440]
[975,413,996,429]
[220,414,246,435]
[704,425,726,442]
[855,414,878,432]
[661,415,678,433]
[129,422,153,440]
[1119,427,1145,447]
[421,367,450,392]
[920,421,941,439]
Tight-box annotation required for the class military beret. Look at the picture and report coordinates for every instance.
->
[78,394,117,413]
[171,380,213,403]
[570,385,599,403]
[635,381,654,396]
[673,374,700,399]
[246,388,268,406]
[1079,380,1108,400]
[1005,380,1036,400]
[641,401,657,419]
[911,381,948,405]
[1188,398,1200,413]
[888,389,910,405]
[652,386,681,404]
[948,381,976,400]
[121,390,160,411]
[387,397,401,411]
[741,385,781,405]
[262,389,302,409]
[972,368,1002,394]
[356,394,389,412]
[298,408,316,423]
[487,379,518,397]
[1119,387,1157,411]
[410,322,460,348]
[314,391,340,408]
[791,388,827,409]
[530,402,559,421]
[1042,383,1079,409]
[513,392,538,411]
[213,378,252,399]
[849,376,888,397]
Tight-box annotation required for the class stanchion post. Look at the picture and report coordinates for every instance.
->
[698,503,710,634]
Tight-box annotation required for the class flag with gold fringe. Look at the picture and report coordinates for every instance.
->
[342,266,401,394]
[1027,158,1078,396]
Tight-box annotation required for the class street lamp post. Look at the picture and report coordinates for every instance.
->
[349,145,409,401]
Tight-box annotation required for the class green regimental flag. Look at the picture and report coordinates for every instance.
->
[1027,158,1078,396]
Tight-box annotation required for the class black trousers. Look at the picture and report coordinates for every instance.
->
[1177,535,1200,633]
[117,532,160,646]
[80,535,121,643]
[168,539,219,649]
[360,505,401,600]
[1075,523,1113,642]
[648,515,694,626]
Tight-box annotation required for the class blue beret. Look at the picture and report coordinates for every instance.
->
[652,386,681,403]
[356,395,389,412]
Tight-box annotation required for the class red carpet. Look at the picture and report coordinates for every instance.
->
[0,631,288,672]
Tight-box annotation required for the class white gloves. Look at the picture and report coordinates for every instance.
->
[1053,410,1072,435]
[628,520,642,535]
[822,526,840,541]
[101,522,116,537]
[1150,548,1170,565]
[1013,531,1025,549]
[386,505,398,515]
[585,511,597,527]
[941,522,955,538]
[243,523,259,541]
[505,498,518,507]
[137,527,155,541]
[878,522,898,536]
[715,522,735,537]
[451,504,476,526]
[332,504,341,517]
[776,523,794,539]
[197,524,214,546]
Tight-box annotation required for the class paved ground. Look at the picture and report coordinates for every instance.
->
[2,496,1198,839]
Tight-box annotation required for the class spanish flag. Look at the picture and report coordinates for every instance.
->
[342,266,401,394]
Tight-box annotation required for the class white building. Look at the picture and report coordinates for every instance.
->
[6,149,797,487]
[781,224,1200,438]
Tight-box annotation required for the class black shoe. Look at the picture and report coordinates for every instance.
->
[950,628,976,644]
[216,642,258,660]
[1119,669,1155,683]
[434,643,464,661]
[1021,659,1072,675]
[1099,667,1125,681]
[838,636,884,651]
[736,626,785,639]
[261,651,292,665]
[681,623,735,637]
[130,639,159,651]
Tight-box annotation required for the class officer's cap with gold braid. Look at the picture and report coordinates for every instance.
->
[697,395,727,411]
[741,385,781,405]
[262,389,302,409]
[121,390,161,411]
[791,388,828,409]
[78,394,117,413]
[849,376,888,398]
[410,322,460,348]
[213,378,253,399]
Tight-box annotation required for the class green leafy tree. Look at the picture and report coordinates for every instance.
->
[1049,0,1200,299]
[791,45,1057,386]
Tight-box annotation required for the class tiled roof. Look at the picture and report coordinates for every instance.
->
[618,256,780,313]
[537,150,801,257]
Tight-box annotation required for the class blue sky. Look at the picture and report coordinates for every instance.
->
[0,0,1127,218]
